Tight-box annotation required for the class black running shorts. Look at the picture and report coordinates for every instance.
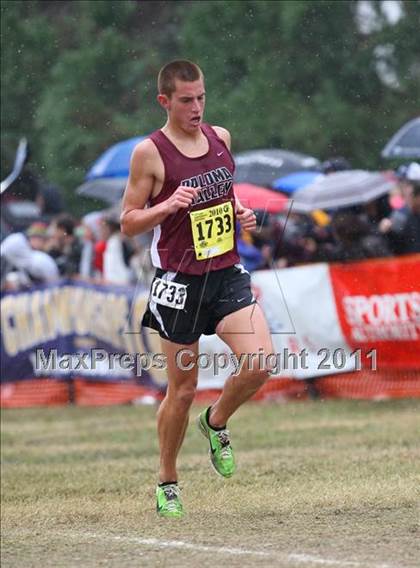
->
[142,264,256,345]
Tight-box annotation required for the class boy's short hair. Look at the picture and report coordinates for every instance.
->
[158,60,203,97]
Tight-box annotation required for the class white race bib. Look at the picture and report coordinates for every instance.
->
[151,278,187,310]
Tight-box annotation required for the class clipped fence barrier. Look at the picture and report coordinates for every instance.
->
[2,255,419,408]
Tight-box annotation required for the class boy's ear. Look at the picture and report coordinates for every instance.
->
[157,93,170,110]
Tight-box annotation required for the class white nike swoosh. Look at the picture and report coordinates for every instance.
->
[237,297,246,302]
[217,151,224,156]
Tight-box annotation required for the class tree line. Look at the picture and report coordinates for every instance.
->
[2,0,419,212]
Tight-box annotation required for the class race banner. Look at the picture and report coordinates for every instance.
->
[251,263,357,379]
[0,280,162,388]
[1,255,419,402]
[329,255,420,369]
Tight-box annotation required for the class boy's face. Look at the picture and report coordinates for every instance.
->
[158,78,206,132]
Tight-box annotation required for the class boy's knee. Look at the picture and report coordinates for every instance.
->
[252,367,271,386]
[240,365,270,387]
[171,383,197,407]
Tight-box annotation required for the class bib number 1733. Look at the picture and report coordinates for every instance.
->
[190,201,234,260]
[151,278,187,310]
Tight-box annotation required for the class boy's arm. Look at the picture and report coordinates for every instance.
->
[120,140,198,237]
[213,125,256,231]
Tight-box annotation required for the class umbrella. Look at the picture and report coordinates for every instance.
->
[77,136,145,203]
[289,170,397,213]
[77,177,129,204]
[272,170,323,193]
[1,138,28,195]
[234,183,288,214]
[233,149,319,187]
[381,117,420,159]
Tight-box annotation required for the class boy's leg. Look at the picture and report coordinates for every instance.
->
[210,303,273,428]
[196,303,273,478]
[157,338,199,483]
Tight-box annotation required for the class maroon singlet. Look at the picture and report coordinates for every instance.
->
[148,123,240,275]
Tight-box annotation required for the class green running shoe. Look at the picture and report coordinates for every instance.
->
[156,483,183,518]
[197,407,235,478]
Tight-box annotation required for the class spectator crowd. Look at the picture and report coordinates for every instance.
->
[1,209,154,291]
[236,160,420,271]
[1,160,419,292]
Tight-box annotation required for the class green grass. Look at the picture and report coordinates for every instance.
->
[1,399,419,567]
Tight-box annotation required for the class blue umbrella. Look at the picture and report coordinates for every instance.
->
[77,136,146,203]
[272,170,322,193]
[237,238,263,272]
[86,136,145,179]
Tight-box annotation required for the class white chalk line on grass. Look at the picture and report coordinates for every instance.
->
[76,531,396,568]
[83,533,273,557]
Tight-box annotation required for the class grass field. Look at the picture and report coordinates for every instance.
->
[1,399,419,568]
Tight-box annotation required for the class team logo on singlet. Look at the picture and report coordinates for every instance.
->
[181,167,233,205]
